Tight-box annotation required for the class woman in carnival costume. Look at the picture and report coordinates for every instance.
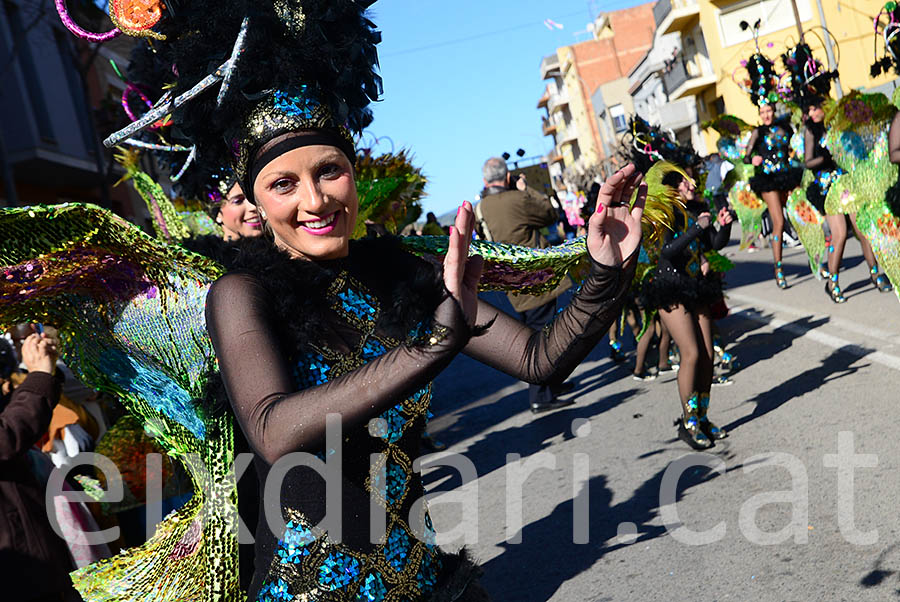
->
[737,22,803,289]
[40,1,652,600]
[867,2,900,297]
[624,118,735,447]
[638,160,734,449]
[778,41,858,302]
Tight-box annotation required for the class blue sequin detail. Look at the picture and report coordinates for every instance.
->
[99,348,205,439]
[841,131,868,160]
[272,87,319,120]
[361,338,387,361]
[318,551,361,590]
[257,578,292,602]
[386,463,407,504]
[385,525,411,572]
[275,520,316,564]
[417,555,440,590]
[358,571,388,601]
[377,404,407,443]
[372,462,408,505]
[337,288,377,321]
[294,352,331,390]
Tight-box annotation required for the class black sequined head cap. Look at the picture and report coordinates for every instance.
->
[228,86,356,185]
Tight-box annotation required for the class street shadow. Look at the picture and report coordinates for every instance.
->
[722,315,830,373]
[859,544,899,593]
[478,452,746,600]
[723,344,872,434]
[423,389,640,492]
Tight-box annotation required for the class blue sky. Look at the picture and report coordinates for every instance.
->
[368,0,645,217]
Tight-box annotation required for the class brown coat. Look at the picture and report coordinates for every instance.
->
[477,185,571,312]
[0,371,78,600]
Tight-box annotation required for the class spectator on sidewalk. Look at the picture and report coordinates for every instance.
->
[0,332,84,602]
[476,157,574,413]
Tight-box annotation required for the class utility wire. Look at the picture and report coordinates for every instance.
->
[383,9,590,57]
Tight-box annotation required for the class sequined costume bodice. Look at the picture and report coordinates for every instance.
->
[206,235,637,601]
[657,202,730,279]
[753,124,798,175]
[251,272,442,601]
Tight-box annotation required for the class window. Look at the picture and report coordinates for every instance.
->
[714,96,726,116]
[717,0,813,48]
[3,1,55,142]
[54,30,95,154]
[610,104,627,133]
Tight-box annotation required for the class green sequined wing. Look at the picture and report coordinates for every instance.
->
[0,203,241,602]
[399,235,589,295]
[786,186,827,278]
[726,166,766,250]
[856,199,900,301]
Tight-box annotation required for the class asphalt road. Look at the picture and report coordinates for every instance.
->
[425,229,900,601]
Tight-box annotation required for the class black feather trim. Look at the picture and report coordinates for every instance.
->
[749,167,803,195]
[222,234,445,356]
[639,272,723,312]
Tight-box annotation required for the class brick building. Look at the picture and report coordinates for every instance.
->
[538,3,656,186]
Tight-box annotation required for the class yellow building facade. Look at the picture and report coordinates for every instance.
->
[655,0,899,151]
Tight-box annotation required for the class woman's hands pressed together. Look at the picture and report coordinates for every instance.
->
[444,201,484,327]
[587,164,646,266]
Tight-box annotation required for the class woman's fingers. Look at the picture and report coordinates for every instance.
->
[631,181,647,222]
[445,224,461,295]
[463,255,484,292]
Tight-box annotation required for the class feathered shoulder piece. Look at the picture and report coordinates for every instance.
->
[224,235,444,350]
[354,149,428,238]
[702,114,752,139]
[824,90,897,132]
[639,161,690,248]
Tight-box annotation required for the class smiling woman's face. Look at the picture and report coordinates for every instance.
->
[759,103,775,125]
[253,144,358,261]
[217,183,262,241]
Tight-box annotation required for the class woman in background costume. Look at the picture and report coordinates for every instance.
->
[738,25,803,289]
[639,162,734,449]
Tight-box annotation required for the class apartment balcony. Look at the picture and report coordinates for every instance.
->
[537,87,550,109]
[548,150,565,165]
[663,55,715,101]
[548,91,569,114]
[658,97,698,131]
[540,54,560,80]
[654,0,699,35]
[558,124,579,145]
[542,118,558,136]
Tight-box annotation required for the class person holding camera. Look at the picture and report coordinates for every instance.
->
[0,333,84,601]
[475,157,574,413]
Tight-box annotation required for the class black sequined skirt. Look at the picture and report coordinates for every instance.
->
[639,269,723,313]
[749,167,803,196]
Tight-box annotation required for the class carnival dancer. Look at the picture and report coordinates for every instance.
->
[639,163,734,449]
[46,2,648,601]
[737,22,803,288]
